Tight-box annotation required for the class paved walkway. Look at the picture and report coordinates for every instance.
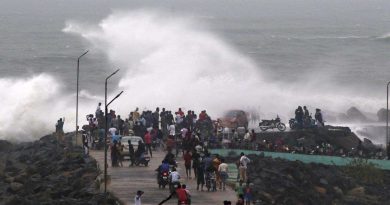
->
[90,150,237,205]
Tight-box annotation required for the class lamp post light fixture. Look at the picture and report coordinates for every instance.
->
[104,69,120,194]
[76,50,89,145]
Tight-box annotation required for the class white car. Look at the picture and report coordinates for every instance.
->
[120,136,144,157]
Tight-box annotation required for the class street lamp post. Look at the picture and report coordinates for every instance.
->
[104,69,120,194]
[387,81,390,159]
[76,50,89,145]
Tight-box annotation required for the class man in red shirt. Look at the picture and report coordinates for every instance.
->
[177,108,184,117]
[144,130,153,157]
[158,183,189,205]
[183,151,192,179]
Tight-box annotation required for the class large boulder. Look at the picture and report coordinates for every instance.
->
[9,182,23,192]
[346,107,368,122]
[377,108,390,122]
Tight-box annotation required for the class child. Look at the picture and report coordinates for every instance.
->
[235,183,244,199]
[236,194,245,205]
[244,184,252,205]
[134,190,144,205]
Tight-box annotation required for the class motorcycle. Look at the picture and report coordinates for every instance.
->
[289,116,316,129]
[135,155,150,166]
[158,171,169,189]
[259,116,286,132]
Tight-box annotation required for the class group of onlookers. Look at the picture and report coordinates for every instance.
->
[294,106,324,128]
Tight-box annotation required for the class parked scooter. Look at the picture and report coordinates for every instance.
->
[135,155,150,166]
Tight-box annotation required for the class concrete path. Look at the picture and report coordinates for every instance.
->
[90,150,237,205]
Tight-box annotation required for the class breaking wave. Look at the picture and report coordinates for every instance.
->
[63,10,382,118]
[0,10,384,141]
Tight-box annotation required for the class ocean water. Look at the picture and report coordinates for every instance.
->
[1,0,390,141]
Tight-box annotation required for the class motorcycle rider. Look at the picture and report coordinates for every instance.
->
[164,149,176,166]
[169,167,181,192]
[156,160,170,185]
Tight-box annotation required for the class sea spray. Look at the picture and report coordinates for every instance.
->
[64,10,383,116]
[0,10,385,141]
[0,74,96,142]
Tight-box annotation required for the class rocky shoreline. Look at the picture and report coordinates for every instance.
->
[0,134,120,205]
[227,153,390,205]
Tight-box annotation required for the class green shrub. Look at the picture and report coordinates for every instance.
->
[343,158,383,185]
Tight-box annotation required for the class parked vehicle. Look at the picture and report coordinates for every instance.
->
[289,117,316,129]
[135,155,150,166]
[218,110,248,129]
[120,136,144,158]
[259,116,286,132]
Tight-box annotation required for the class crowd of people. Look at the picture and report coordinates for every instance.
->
[82,104,255,204]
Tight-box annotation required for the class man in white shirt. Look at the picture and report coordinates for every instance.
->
[169,167,180,183]
[108,126,117,136]
[239,152,250,184]
[169,124,176,137]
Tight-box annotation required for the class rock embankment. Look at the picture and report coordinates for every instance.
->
[0,134,119,205]
[243,154,390,205]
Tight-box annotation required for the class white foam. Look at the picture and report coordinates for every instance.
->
[1,10,385,141]
[63,10,383,120]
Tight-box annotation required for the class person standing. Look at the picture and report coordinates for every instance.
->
[56,117,65,142]
[218,158,229,190]
[183,151,192,179]
[196,161,205,191]
[239,152,250,185]
[244,184,253,205]
[250,129,256,150]
[96,102,101,118]
[134,107,140,121]
[82,131,89,156]
[144,130,153,157]
[315,108,324,127]
[295,106,304,129]
[128,140,135,166]
[111,141,119,167]
[135,140,146,163]
[192,150,200,179]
